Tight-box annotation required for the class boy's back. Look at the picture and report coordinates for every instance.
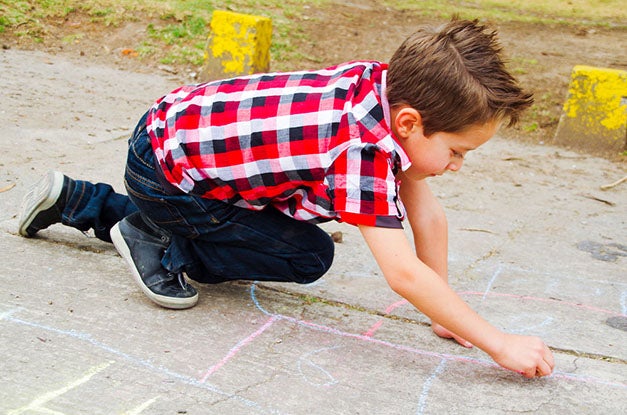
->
[148,61,408,227]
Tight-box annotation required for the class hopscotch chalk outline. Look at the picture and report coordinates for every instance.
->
[415,359,447,415]
[1,309,282,415]
[297,345,343,387]
[2,264,626,414]
[248,283,627,414]
[248,284,627,389]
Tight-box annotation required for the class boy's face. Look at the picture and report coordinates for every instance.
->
[392,108,499,181]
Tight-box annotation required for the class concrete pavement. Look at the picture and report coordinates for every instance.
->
[0,48,625,414]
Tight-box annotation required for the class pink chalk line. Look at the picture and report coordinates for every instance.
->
[362,299,409,337]
[285,315,485,365]
[271,310,627,388]
[195,285,626,389]
[249,284,627,390]
[199,315,278,383]
[251,285,495,366]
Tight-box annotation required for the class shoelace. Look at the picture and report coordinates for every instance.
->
[172,272,190,290]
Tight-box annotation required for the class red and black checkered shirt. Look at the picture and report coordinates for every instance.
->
[147,61,410,228]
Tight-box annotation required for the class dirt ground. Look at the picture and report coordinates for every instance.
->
[1,1,625,158]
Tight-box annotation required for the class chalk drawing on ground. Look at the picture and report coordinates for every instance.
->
[2,265,626,415]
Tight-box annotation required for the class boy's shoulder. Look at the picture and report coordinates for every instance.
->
[205,60,388,88]
[155,61,389,110]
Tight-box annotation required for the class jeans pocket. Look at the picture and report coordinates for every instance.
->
[124,170,201,238]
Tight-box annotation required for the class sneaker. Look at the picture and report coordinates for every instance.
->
[110,212,198,309]
[19,171,74,237]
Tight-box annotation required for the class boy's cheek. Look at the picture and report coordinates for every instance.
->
[405,159,447,179]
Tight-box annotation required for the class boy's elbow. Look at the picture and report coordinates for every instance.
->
[381,257,438,300]
[383,267,418,298]
[386,277,407,297]
[412,203,447,233]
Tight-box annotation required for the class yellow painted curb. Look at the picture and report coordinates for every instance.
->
[554,65,627,153]
[202,10,272,81]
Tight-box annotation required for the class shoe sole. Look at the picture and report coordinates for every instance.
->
[19,171,65,237]
[110,222,198,309]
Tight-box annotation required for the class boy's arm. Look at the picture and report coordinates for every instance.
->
[358,224,555,377]
[397,176,472,347]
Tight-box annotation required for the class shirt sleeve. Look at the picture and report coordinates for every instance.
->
[327,143,404,228]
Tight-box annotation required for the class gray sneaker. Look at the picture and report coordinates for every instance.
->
[110,212,198,309]
[19,171,74,237]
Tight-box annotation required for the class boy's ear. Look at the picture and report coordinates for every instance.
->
[393,107,424,138]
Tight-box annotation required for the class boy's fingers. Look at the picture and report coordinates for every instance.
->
[432,323,473,348]
[453,334,473,348]
[521,368,535,378]
[533,350,554,377]
[544,356,555,375]
[536,360,552,377]
[544,344,555,369]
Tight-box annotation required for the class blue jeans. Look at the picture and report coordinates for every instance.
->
[62,113,335,284]
[62,181,137,242]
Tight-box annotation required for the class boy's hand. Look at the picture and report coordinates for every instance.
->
[490,333,555,378]
[358,224,555,379]
[431,322,473,348]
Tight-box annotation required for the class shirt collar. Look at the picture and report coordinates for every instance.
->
[381,70,412,172]
[381,70,392,129]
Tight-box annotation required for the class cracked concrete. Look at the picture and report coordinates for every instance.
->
[0,48,626,414]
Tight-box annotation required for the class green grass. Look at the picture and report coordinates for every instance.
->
[383,0,626,26]
[0,0,330,65]
[1,0,624,66]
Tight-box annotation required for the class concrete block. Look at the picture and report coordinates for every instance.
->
[554,65,627,153]
[202,10,272,81]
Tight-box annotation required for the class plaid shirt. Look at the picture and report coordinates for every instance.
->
[147,61,411,228]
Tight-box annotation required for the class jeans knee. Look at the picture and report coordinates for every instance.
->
[292,238,335,284]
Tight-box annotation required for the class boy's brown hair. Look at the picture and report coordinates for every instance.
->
[386,18,533,136]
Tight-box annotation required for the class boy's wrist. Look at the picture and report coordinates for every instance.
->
[480,329,507,358]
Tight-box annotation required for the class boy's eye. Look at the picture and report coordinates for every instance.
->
[452,150,464,159]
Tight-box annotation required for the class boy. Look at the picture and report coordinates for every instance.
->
[19,18,554,378]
